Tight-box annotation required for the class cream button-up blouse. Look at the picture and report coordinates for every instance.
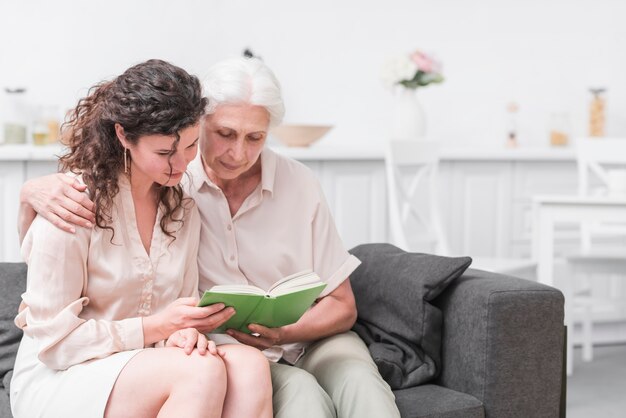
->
[15,176,201,370]
[186,148,361,363]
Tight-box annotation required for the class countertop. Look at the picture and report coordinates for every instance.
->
[0,143,577,162]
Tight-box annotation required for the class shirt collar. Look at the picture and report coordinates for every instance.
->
[260,147,277,195]
[187,147,277,195]
[186,153,213,193]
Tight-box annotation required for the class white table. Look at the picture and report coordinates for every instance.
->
[532,195,626,286]
[531,194,626,375]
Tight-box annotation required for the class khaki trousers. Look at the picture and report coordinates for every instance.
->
[270,331,400,418]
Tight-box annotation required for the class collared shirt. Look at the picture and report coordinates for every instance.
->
[16,175,201,370]
[185,147,361,362]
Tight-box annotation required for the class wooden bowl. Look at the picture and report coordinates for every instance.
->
[271,124,333,147]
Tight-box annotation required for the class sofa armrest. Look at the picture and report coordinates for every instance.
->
[434,268,564,418]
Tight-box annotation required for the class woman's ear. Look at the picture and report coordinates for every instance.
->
[115,123,130,149]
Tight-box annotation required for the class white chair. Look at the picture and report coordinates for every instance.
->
[566,137,626,364]
[385,140,536,275]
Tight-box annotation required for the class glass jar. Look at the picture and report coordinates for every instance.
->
[2,87,29,144]
[32,105,60,145]
[589,88,606,137]
[549,112,570,147]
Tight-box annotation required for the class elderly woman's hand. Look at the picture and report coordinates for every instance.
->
[22,173,96,232]
[226,324,284,350]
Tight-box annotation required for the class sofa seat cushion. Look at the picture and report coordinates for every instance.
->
[394,384,484,418]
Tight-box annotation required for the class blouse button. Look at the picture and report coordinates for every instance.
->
[230,255,235,261]
[227,225,232,231]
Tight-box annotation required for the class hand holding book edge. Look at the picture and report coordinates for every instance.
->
[226,323,284,350]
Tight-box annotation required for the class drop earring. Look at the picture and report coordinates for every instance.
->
[124,148,128,173]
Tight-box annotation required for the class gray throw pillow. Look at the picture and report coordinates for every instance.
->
[0,263,26,388]
[349,243,471,390]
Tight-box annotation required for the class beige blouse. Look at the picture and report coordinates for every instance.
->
[16,175,201,370]
[186,148,361,363]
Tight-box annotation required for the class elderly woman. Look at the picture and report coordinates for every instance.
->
[19,57,400,418]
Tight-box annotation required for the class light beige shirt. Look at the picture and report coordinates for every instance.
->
[186,148,361,363]
[16,176,201,370]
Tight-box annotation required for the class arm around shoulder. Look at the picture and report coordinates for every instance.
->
[18,173,95,241]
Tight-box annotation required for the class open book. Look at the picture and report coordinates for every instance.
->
[198,270,327,333]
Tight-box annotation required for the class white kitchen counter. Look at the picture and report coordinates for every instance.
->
[0,143,577,162]
[0,144,67,161]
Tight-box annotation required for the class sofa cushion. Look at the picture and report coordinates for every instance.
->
[0,263,26,389]
[349,244,471,389]
[394,384,484,418]
[0,384,11,418]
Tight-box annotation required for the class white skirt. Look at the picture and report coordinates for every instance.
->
[10,335,142,418]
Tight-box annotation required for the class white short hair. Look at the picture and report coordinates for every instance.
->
[203,57,285,127]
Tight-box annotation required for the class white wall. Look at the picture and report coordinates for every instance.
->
[1,0,625,148]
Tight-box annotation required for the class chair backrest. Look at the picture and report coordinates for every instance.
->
[385,140,450,255]
[575,137,626,252]
[576,137,626,196]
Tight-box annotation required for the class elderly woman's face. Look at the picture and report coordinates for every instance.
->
[200,103,270,181]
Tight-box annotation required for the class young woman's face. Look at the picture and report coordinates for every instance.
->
[121,124,200,187]
[199,103,270,181]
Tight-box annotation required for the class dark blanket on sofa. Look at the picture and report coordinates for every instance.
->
[349,244,471,390]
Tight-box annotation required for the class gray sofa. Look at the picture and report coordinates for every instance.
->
[0,254,564,418]
[393,268,565,418]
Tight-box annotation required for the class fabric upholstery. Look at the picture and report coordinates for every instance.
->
[0,263,26,385]
[394,384,484,418]
[434,268,565,418]
[0,263,26,418]
[349,243,471,389]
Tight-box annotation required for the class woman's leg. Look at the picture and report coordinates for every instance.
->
[296,331,401,418]
[104,347,227,418]
[270,362,336,418]
[219,344,273,418]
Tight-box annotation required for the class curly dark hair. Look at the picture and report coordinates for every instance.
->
[59,59,207,240]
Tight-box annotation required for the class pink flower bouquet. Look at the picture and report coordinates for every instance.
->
[380,49,444,89]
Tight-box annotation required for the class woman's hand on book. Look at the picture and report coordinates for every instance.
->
[166,328,219,356]
[143,297,234,344]
[226,324,284,350]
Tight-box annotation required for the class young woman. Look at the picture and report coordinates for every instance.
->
[10,59,272,418]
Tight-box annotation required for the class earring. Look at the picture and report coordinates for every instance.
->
[124,148,128,173]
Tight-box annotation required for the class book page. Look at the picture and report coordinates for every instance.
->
[271,281,326,297]
[268,270,321,295]
[206,284,265,295]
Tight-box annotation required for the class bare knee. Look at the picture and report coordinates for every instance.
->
[222,345,271,389]
[189,352,228,385]
[173,350,228,396]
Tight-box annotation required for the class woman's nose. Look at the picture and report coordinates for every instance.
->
[230,139,245,160]
[171,152,187,171]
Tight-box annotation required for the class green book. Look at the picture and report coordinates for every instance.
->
[198,270,327,334]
